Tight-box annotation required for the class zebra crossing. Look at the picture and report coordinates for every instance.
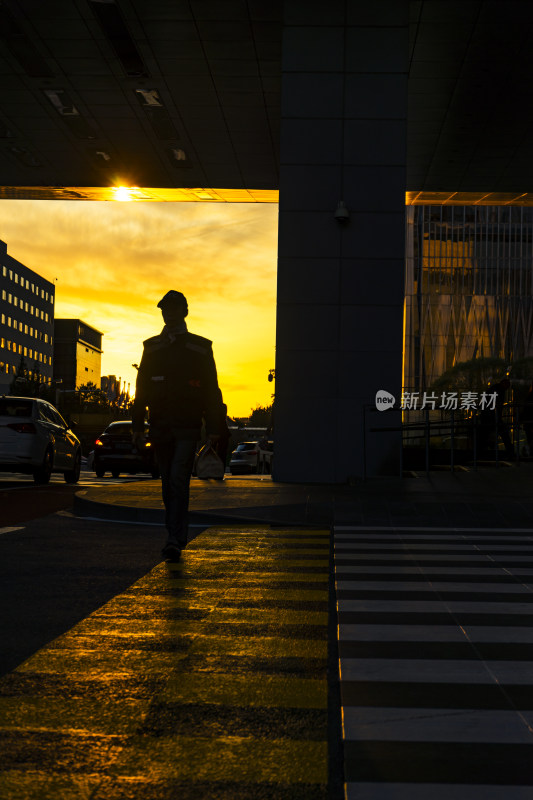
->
[335,526,533,799]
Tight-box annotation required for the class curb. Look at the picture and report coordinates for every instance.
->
[72,490,318,528]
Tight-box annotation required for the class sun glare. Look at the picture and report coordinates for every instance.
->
[113,186,133,202]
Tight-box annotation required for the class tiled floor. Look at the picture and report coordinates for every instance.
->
[335,526,533,799]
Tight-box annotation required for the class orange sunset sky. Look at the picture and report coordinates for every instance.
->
[0,199,279,418]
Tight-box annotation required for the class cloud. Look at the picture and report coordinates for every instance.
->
[0,200,278,415]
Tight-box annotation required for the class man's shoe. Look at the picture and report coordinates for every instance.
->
[162,544,181,562]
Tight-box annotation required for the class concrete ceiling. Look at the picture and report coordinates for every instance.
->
[1,0,533,202]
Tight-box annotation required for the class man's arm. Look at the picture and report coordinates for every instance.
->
[132,349,148,445]
[203,345,223,439]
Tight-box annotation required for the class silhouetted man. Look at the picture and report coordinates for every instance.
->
[132,291,222,561]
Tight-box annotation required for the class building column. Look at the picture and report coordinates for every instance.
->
[274,0,408,483]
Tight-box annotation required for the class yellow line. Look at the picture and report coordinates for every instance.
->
[162,673,327,709]
[196,528,329,537]
[0,696,150,734]
[166,584,328,600]
[167,564,329,585]
[15,649,183,675]
[206,608,328,625]
[168,559,330,569]
[116,736,328,784]
[190,635,327,659]
[72,609,328,635]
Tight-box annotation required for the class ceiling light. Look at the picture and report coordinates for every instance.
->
[135,89,163,107]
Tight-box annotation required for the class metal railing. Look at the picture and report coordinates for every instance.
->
[363,402,526,479]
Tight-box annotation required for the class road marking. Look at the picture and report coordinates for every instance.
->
[0,527,24,535]
[335,524,533,533]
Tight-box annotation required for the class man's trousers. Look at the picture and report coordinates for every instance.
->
[154,432,197,548]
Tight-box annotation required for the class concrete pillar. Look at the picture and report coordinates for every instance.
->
[274,0,408,483]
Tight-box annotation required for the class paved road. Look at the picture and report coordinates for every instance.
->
[0,468,155,526]
[0,510,166,676]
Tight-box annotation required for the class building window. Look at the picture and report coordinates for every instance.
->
[14,273,18,284]
[8,270,12,280]
[2,266,5,277]
[1,290,5,301]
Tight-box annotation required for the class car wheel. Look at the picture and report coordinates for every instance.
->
[64,450,81,484]
[112,469,120,478]
[33,448,53,485]
[95,466,105,478]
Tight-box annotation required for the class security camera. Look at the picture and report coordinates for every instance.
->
[334,200,350,223]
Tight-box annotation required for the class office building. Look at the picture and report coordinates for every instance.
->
[0,239,55,393]
[404,205,533,392]
[53,319,103,391]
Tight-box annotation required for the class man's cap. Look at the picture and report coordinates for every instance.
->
[157,290,188,311]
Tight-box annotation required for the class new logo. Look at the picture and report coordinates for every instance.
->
[375,390,395,411]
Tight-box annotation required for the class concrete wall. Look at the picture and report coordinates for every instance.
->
[274,0,408,483]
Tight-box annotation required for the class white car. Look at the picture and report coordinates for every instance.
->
[229,440,273,474]
[0,395,82,484]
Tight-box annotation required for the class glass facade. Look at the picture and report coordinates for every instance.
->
[404,205,533,392]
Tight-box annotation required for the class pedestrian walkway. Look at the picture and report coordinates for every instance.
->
[335,525,533,798]
[74,463,533,529]
[0,526,330,800]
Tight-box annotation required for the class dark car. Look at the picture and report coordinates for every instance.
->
[93,420,159,478]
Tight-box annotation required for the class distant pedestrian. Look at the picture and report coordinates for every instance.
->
[521,382,533,454]
[132,291,223,561]
[479,377,514,459]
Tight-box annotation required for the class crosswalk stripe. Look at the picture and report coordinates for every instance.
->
[335,525,533,797]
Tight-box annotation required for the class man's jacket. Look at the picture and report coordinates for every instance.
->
[132,330,222,435]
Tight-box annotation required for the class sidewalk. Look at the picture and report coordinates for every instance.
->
[74,462,533,529]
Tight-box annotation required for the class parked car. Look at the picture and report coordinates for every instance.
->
[93,420,159,478]
[229,440,273,474]
[0,395,81,484]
